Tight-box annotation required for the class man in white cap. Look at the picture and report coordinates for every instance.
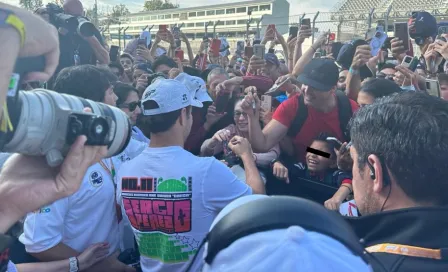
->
[116,79,265,272]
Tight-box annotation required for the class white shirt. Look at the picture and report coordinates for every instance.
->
[19,163,119,254]
[117,146,252,272]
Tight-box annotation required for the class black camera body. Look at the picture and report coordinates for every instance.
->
[46,3,95,37]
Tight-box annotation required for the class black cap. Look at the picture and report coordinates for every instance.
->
[297,59,339,92]
[410,11,437,39]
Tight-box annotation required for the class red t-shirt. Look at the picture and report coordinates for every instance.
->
[273,94,359,161]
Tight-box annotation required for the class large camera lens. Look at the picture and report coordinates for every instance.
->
[3,89,131,167]
[77,17,95,37]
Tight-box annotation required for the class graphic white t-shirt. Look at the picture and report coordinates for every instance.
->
[117,146,252,272]
[19,163,119,254]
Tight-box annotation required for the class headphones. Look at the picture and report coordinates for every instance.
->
[185,196,372,271]
[367,159,390,187]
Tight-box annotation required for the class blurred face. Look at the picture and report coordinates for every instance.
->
[207,74,228,99]
[233,101,248,132]
[133,69,146,82]
[350,146,381,215]
[337,70,348,90]
[306,140,336,173]
[63,0,84,16]
[302,84,334,110]
[357,91,375,107]
[155,64,172,75]
[110,67,122,78]
[261,63,280,81]
[120,57,133,69]
[103,85,118,106]
[441,83,448,101]
[119,91,141,125]
[379,68,396,79]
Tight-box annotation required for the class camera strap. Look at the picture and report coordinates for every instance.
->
[99,159,123,223]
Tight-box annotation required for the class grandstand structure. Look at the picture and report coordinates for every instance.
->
[329,0,448,40]
[106,0,290,48]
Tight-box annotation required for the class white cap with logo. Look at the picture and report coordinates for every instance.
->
[174,73,213,103]
[141,79,203,116]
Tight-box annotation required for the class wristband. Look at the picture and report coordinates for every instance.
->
[349,67,359,75]
[270,158,279,168]
[69,257,79,272]
[0,9,25,47]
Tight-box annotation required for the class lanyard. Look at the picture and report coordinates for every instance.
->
[366,243,445,260]
[99,159,122,223]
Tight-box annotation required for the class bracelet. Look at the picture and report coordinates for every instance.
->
[340,184,353,194]
[69,256,79,272]
[349,67,359,75]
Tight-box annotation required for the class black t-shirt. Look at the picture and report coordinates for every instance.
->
[56,28,105,74]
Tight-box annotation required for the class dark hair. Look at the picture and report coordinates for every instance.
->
[439,73,448,85]
[114,82,139,106]
[96,66,119,84]
[312,133,337,159]
[183,66,202,77]
[360,78,402,99]
[108,62,124,75]
[379,63,397,71]
[53,65,110,102]
[120,53,134,63]
[207,67,229,83]
[152,55,177,72]
[141,101,192,134]
[350,92,448,205]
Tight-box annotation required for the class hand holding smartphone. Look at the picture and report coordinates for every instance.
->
[394,22,410,51]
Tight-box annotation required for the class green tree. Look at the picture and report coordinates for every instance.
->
[19,0,43,11]
[143,0,179,11]
[111,4,130,18]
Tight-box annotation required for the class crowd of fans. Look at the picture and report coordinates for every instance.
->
[0,0,448,272]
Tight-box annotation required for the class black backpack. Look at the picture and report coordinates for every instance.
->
[287,91,352,142]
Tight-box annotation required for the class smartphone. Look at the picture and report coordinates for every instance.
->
[301,18,311,27]
[329,33,336,41]
[313,51,321,59]
[109,45,119,62]
[401,55,419,72]
[438,26,448,35]
[159,25,168,31]
[137,38,147,46]
[215,92,230,113]
[426,79,441,98]
[289,26,299,38]
[326,137,343,150]
[245,46,254,58]
[370,29,388,56]
[210,39,221,57]
[175,49,184,61]
[254,44,265,59]
[237,41,245,53]
[261,95,272,112]
[394,22,410,51]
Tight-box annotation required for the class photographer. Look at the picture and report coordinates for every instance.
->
[0,4,108,272]
[50,0,109,76]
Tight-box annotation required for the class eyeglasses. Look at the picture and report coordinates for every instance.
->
[234,111,248,118]
[119,101,141,112]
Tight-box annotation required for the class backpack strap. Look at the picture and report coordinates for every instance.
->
[287,95,308,138]
[335,91,352,142]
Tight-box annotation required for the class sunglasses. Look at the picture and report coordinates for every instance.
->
[119,101,141,112]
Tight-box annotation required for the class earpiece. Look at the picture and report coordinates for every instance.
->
[367,163,376,180]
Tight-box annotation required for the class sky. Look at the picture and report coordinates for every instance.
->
[4,0,338,15]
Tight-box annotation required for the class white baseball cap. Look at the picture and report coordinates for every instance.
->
[175,73,213,103]
[141,79,203,116]
[202,195,372,272]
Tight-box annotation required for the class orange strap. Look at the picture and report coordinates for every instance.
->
[366,243,442,260]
